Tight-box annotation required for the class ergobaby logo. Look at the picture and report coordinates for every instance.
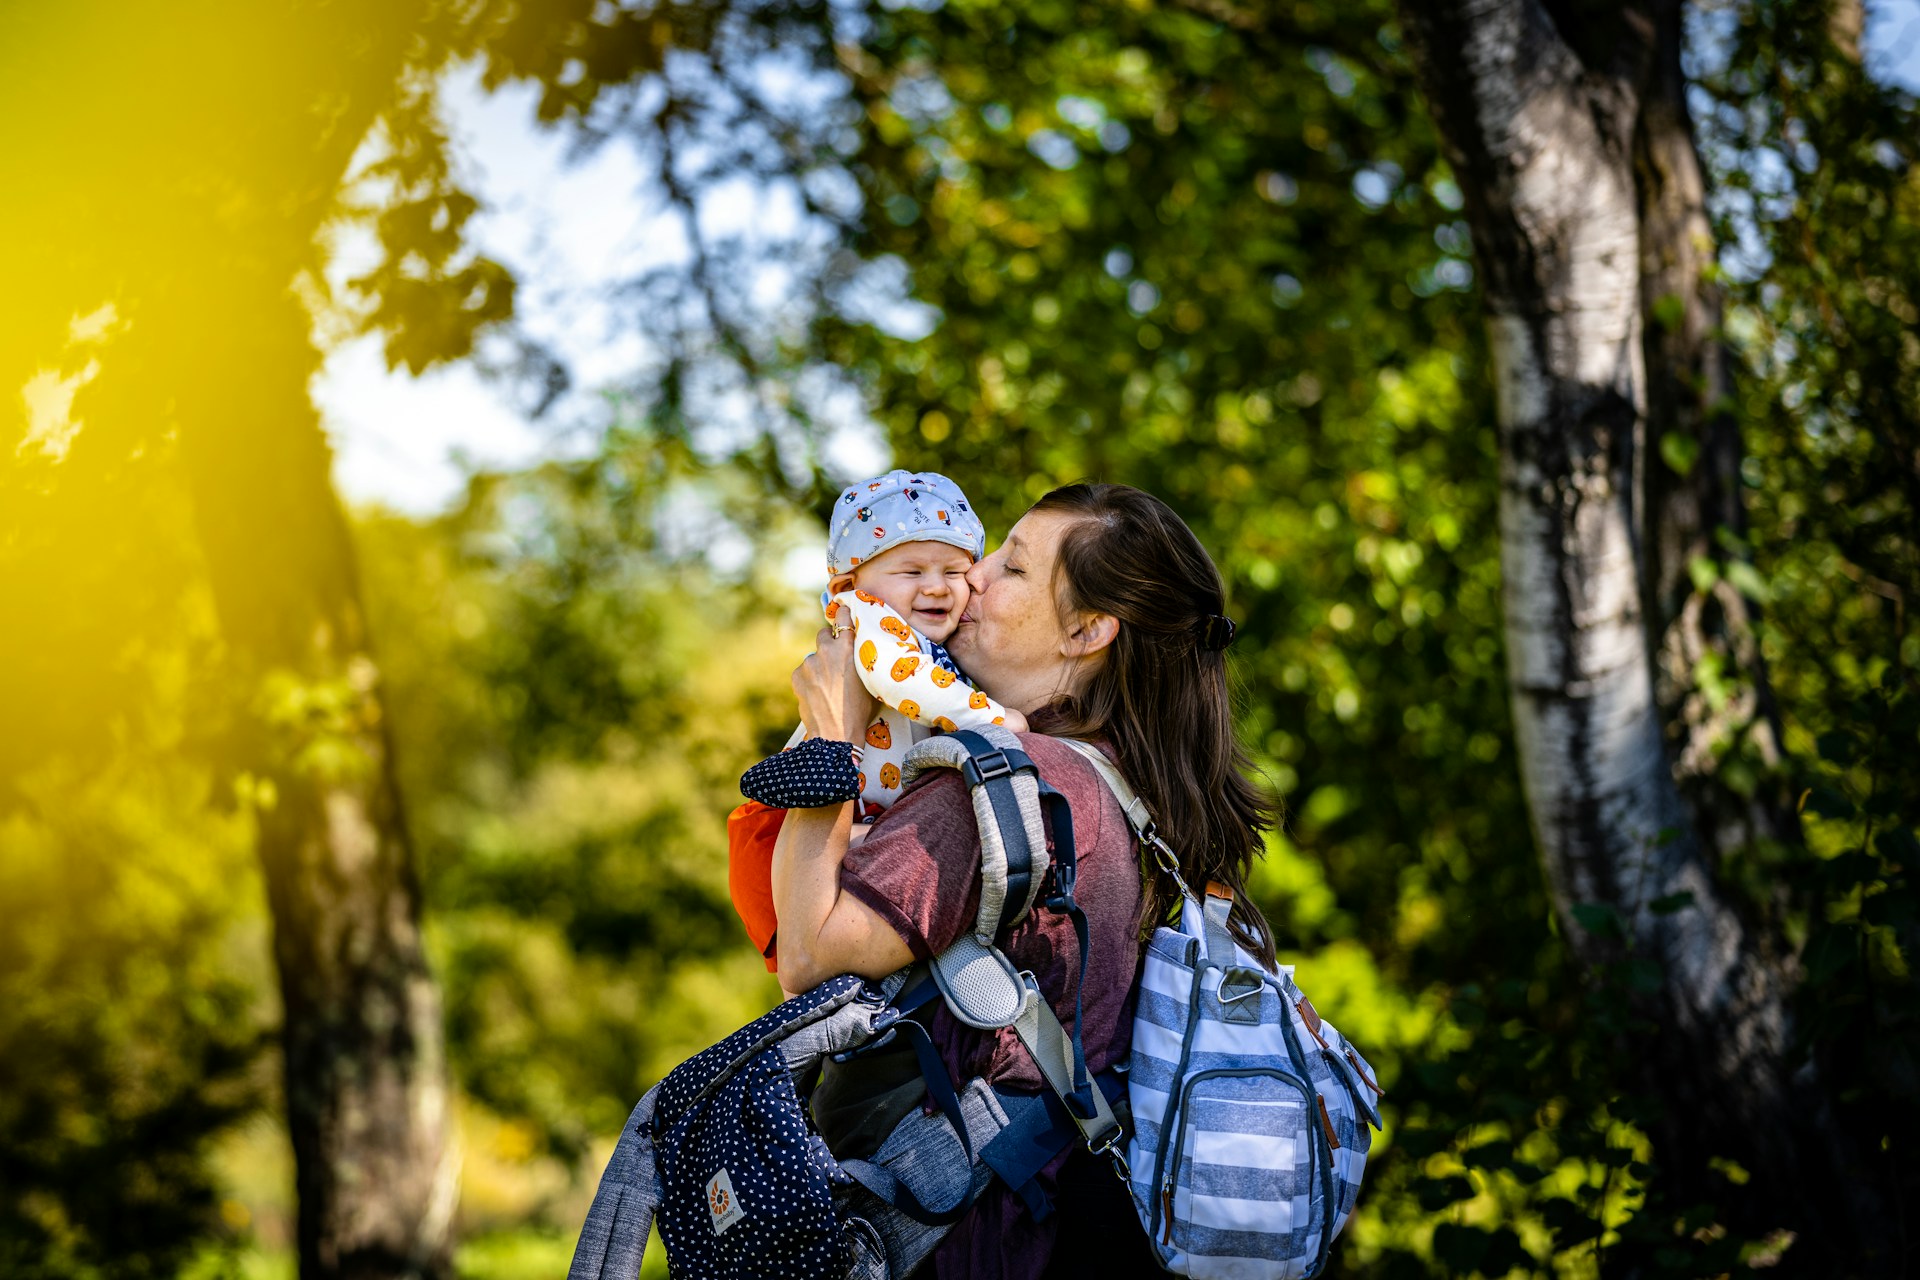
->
[706,1167,746,1235]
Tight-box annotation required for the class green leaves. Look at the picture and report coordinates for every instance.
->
[1571,902,1625,940]
[1539,1196,1604,1250]
[358,255,518,375]
[1431,1222,1530,1277]
[1660,430,1701,476]
[1874,826,1919,864]
[1459,1138,1516,1172]
[1416,1173,1476,1211]
[1815,730,1859,766]
[1802,923,1859,986]
[1802,785,1857,821]
[1724,558,1771,604]
[0,748,265,1276]
[1696,8,1920,1200]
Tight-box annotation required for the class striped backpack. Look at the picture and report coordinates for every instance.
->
[1060,741,1384,1279]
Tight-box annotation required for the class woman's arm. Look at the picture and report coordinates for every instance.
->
[772,625,917,993]
[770,804,914,994]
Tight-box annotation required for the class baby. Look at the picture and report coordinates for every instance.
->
[728,468,1019,968]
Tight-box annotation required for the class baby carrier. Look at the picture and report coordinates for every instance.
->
[566,726,1127,1280]
[568,729,1383,1280]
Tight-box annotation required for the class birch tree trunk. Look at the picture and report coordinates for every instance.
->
[1398,0,1889,1262]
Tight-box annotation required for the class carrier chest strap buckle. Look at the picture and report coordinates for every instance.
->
[961,748,1018,786]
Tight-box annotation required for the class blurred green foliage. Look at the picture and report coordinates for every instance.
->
[4,0,1918,1276]
[1698,0,1920,1223]
[358,432,810,1162]
[0,615,264,1276]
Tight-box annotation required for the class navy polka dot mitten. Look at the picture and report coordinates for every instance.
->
[739,737,862,809]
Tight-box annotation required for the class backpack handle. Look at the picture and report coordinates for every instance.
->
[1056,740,1241,963]
[1056,739,1192,899]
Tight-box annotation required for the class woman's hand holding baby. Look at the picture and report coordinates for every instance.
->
[793,625,878,745]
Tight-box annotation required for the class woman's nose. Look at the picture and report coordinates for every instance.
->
[965,559,987,593]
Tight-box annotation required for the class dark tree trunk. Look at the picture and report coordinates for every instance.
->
[1398,0,1891,1266]
[176,279,456,1280]
[165,7,454,1275]
[1633,0,1794,854]
[9,2,463,1273]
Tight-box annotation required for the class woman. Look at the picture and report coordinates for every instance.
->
[774,483,1278,1278]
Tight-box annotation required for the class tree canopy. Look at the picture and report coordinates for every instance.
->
[3,0,1916,1276]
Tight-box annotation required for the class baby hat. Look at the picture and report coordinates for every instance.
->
[828,469,987,576]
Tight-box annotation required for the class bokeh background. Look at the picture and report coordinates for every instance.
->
[4,1,1919,1277]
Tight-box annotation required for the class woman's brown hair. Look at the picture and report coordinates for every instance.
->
[1032,482,1281,967]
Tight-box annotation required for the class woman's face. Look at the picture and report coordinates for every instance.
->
[947,508,1090,714]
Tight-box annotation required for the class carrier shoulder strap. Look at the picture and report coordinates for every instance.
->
[902,725,1049,942]
[902,729,1122,1152]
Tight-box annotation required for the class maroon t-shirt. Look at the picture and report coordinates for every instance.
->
[841,733,1146,1278]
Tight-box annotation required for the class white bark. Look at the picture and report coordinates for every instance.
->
[1428,0,1781,1059]
[1402,0,1888,1249]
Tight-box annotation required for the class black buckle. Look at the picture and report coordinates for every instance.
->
[961,749,1015,786]
[1043,862,1077,910]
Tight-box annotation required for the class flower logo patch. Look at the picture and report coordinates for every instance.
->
[706,1167,746,1235]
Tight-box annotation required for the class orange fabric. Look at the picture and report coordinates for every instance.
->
[727,801,787,972]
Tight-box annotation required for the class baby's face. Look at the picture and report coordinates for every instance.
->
[842,541,974,642]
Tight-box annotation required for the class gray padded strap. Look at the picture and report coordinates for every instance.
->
[1010,974,1121,1147]
[929,935,1030,1030]
[902,734,1007,939]
[908,731,1119,1146]
[978,770,1047,939]
[902,728,1051,941]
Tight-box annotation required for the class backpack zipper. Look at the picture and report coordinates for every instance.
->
[1145,934,1204,1247]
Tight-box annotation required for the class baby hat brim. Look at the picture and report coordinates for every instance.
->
[829,469,987,576]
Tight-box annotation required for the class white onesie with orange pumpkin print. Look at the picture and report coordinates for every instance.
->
[787,588,1011,817]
